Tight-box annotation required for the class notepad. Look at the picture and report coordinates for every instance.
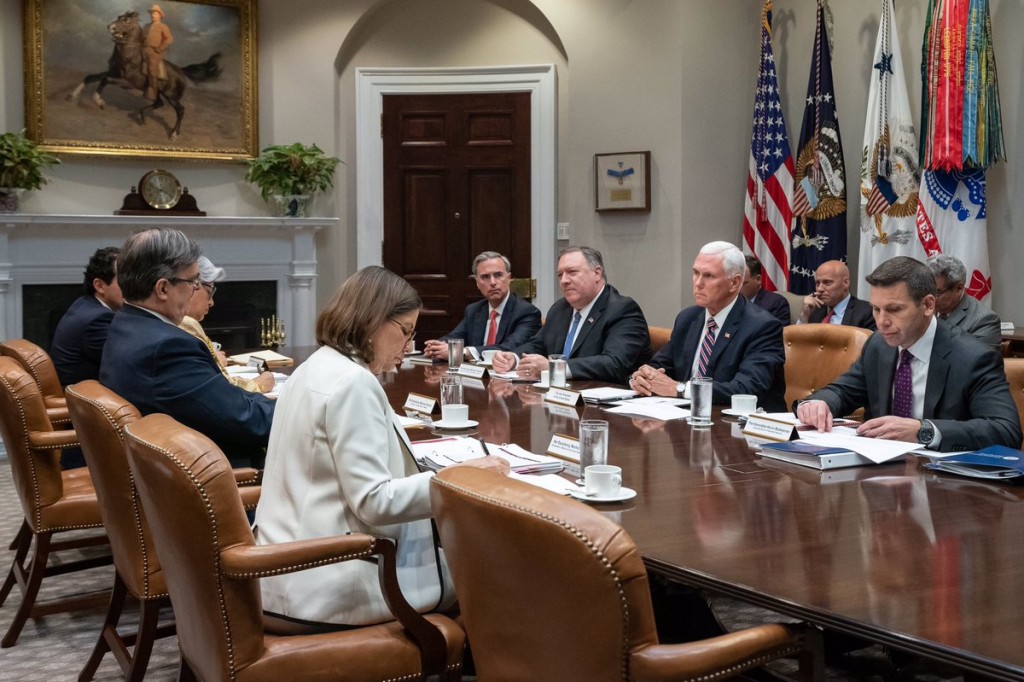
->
[227,349,294,368]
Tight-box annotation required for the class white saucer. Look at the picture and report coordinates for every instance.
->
[721,408,755,417]
[569,486,637,503]
[431,419,478,430]
[532,381,550,389]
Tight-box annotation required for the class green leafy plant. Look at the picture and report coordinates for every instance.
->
[245,142,341,201]
[0,130,60,190]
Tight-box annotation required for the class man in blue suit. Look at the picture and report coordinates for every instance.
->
[741,255,791,326]
[423,251,541,361]
[100,228,274,468]
[631,241,787,411]
[51,246,124,387]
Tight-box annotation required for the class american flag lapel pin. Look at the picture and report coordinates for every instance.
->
[588,317,594,324]
[724,332,732,339]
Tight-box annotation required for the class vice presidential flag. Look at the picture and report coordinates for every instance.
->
[742,0,794,293]
[789,0,847,295]
[857,0,924,298]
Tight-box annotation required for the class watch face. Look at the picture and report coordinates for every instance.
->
[140,170,182,210]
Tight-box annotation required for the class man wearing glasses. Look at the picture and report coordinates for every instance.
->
[423,251,541,361]
[100,228,274,468]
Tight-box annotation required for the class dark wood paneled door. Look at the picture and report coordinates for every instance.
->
[382,92,531,340]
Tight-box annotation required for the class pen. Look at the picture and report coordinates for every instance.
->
[477,436,491,456]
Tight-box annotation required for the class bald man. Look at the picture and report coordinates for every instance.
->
[797,260,876,330]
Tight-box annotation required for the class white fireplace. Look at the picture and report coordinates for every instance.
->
[0,214,336,347]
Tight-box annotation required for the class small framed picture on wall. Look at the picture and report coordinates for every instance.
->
[594,151,651,212]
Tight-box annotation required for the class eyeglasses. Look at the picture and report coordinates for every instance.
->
[476,271,508,282]
[167,275,202,290]
[201,282,217,296]
[389,318,417,343]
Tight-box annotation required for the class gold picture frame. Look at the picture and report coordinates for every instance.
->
[23,0,258,161]
[594,151,651,212]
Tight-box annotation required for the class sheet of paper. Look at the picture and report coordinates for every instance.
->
[579,387,637,402]
[609,396,689,407]
[797,430,920,463]
[603,402,690,421]
[508,472,578,495]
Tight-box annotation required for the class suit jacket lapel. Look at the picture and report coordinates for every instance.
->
[876,343,897,415]
[679,312,704,382]
[566,287,610,357]
[842,297,855,325]
[924,324,952,416]
[494,297,513,342]
[707,298,743,370]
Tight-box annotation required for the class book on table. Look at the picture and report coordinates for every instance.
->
[924,445,1024,481]
[759,440,874,470]
[410,437,564,475]
[227,349,294,367]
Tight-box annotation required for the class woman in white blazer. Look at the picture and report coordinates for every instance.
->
[254,266,507,631]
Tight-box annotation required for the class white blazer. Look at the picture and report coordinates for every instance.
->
[254,346,453,625]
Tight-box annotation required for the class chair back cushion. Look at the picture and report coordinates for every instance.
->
[65,381,166,599]
[648,326,672,355]
[1002,358,1024,446]
[124,414,265,679]
[1,339,65,409]
[783,324,872,408]
[430,467,658,681]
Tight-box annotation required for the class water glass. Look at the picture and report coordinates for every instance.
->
[688,378,713,426]
[440,374,463,406]
[548,354,567,388]
[579,419,609,483]
[448,338,465,370]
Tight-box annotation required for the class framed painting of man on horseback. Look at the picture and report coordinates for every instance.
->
[23,0,257,161]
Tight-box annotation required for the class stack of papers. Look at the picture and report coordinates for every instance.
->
[580,387,637,403]
[603,397,690,421]
[924,445,1024,481]
[227,349,293,367]
[411,437,564,474]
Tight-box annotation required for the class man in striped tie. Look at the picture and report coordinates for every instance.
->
[630,241,787,412]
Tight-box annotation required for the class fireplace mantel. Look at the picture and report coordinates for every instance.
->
[0,213,337,347]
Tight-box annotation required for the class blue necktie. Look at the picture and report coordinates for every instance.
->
[562,311,581,356]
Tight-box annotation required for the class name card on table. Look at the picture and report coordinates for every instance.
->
[545,402,581,421]
[743,413,798,442]
[547,433,580,462]
[456,364,487,379]
[403,392,439,416]
[544,387,581,406]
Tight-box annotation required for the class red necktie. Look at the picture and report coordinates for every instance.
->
[486,309,498,345]
[824,307,834,323]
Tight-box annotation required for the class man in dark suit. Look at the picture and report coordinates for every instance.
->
[741,255,791,326]
[631,242,787,412]
[100,228,274,468]
[797,260,876,330]
[927,254,1002,351]
[422,251,541,360]
[797,257,1020,451]
[492,246,651,385]
[51,246,124,387]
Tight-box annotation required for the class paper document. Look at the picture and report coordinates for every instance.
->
[603,403,690,421]
[610,396,689,407]
[797,430,920,463]
[228,349,294,367]
[410,437,563,474]
[579,387,637,403]
[508,472,578,495]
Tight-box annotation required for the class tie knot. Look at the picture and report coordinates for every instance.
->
[490,309,498,320]
[574,311,582,322]
[899,349,912,365]
[706,317,717,332]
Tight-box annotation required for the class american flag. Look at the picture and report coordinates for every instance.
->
[742,1,794,293]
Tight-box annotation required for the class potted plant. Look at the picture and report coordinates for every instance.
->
[0,130,61,212]
[245,142,341,217]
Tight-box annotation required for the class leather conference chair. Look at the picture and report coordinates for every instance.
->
[0,338,71,426]
[65,381,262,682]
[429,467,823,681]
[123,413,465,682]
[783,323,872,409]
[1002,359,1024,446]
[649,326,672,355]
[0,357,110,648]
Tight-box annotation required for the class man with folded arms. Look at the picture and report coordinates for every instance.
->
[100,228,274,468]
[491,245,651,385]
[797,259,876,330]
[927,254,1002,351]
[423,250,541,361]
[630,241,787,412]
[796,256,1020,451]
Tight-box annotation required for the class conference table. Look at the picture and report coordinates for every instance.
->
[282,349,1024,680]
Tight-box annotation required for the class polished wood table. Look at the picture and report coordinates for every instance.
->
[375,360,1024,681]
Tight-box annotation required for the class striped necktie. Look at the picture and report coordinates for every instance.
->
[562,311,581,357]
[696,317,717,379]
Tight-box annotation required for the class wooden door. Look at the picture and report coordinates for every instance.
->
[382,92,531,340]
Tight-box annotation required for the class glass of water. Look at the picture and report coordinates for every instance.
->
[548,354,567,388]
[578,419,609,483]
[447,338,464,371]
[688,378,713,426]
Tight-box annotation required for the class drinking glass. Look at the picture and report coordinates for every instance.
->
[440,374,463,406]
[448,338,465,371]
[548,354,567,388]
[578,419,609,483]
[688,378,713,426]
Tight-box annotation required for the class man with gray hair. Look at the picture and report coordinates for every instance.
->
[631,241,787,411]
[927,254,1002,350]
[423,250,541,360]
[100,228,274,468]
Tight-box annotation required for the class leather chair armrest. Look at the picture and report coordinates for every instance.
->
[238,485,261,510]
[28,429,79,451]
[220,533,379,579]
[46,406,71,424]
[232,467,262,486]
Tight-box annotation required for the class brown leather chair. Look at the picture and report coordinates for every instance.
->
[65,380,263,681]
[430,467,823,681]
[0,338,71,426]
[1002,359,1024,446]
[0,357,110,648]
[783,323,872,409]
[123,413,465,682]
[649,326,672,355]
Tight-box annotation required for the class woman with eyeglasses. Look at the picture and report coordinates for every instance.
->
[254,266,507,632]
[178,256,275,393]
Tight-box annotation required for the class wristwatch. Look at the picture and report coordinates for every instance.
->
[676,382,686,398]
[916,419,935,445]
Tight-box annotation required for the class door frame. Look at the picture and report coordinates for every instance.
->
[356,64,557,310]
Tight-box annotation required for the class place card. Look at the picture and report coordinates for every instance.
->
[403,392,439,416]
[743,413,798,442]
[545,402,581,421]
[456,364,487,379]
[544,387,581,406]
[547,433,580,462]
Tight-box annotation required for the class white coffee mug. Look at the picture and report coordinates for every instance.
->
[441,404,469,426]
[540,369,550,386]
[481,349,499,363]
[584,464,622,497]
[731,394,758,414]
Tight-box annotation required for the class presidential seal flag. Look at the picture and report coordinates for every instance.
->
[789,0,847,295]
[742,0,794,293]
[857,0,924,299]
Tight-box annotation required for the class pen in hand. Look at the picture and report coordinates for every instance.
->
[477,436,491,456]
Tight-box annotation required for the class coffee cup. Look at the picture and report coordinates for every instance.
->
[481,349,498,364]
[731,394,757,415]
[441,404,469,426]
[540,369,550,386]
[584,464,622,498]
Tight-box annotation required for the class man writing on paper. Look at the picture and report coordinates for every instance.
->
[422,251,541,361]
[797,260,876,330]
[796,257,1021,451]
[491,245,651,385]
[630,241,787,412]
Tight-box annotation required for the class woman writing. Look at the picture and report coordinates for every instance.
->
[254,266,507,630]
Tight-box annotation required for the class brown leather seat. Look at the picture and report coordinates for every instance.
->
[430,467,823,681]
[65,380,263,681]
[649,325,672,355]
[123,413,465,682]
[1002,359,1024,447]
[783,323,872,409]
[0,338,71,426]
[0,357,110,648]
